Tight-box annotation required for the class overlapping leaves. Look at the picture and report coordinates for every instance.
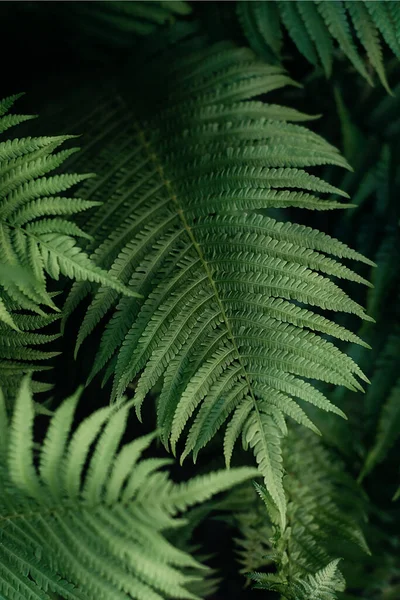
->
[0,94,138,395]
[237,0,400,92]
[0,377,257,600]
[62,40,372,525]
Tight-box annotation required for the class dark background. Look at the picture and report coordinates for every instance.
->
[2,2,399,599]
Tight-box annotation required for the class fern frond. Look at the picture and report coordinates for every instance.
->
[214,423,368,597]
[283,429,370,564]
[0,296,18,330]
[0,93,138,315]
[212,483,274,575]
[251,558,345,600]
[241,427,369,599]
[61,41,370,525]
[0,296,60,401]
[0,93,142,400]
[0,377,257,600]
[237,0,400,90]
[237,0,282,63]
[346,1,390,93]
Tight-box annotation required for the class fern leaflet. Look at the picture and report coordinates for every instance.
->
[0,377,258,600]
[61,40,371,526]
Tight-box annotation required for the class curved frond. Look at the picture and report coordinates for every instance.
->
[0,93,138,314]
[0,94,141,402]
[61,41,370,524]
[0,377,257,600]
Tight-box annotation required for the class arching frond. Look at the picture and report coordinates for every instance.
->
[0,93,138,315]
[60,40,372,526]
[0,94,140,400]
[0,377,257,600]
[215,426,368,598]
[282,429,370,566]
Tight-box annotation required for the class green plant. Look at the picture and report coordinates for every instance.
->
[0,376,257,599]
[0,94,137,398]
[1,2,399,600]
[237,0,400,92]
[213,427,369,596]
[63,40,373,531]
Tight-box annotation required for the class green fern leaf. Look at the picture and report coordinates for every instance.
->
[278,1,318,66]
[297,1,333,76]
[0,94,143,400]
[0,305,60,400]
[345,1,390,93]
[0,377,256,600]
[60,41,370,522]
[244,411,286,528]
[365,0,400,59]
[0,296,18,330]
[0,93,138,314]
[237,0,400,89]
[237,1,282,63]
[240,426,369,599]
[7,376,43,499]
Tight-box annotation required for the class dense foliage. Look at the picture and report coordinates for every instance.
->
[1,2,399,600]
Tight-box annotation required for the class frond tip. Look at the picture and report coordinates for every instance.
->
[243,428,369,600]
[58,40,372,526]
